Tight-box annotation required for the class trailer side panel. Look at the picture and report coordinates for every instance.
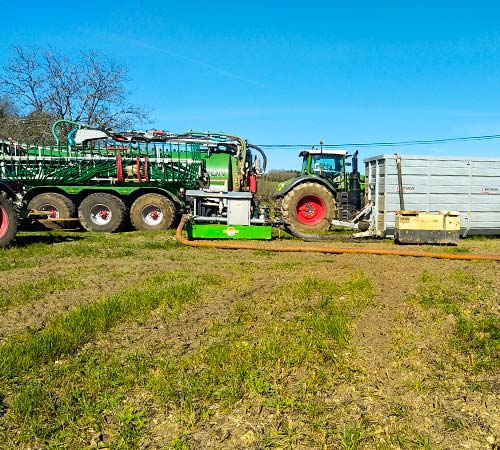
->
[364,155,500,237]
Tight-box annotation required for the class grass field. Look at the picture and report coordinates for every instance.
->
[0,230,498,449]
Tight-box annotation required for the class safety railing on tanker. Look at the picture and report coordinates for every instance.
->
[0,138,203,188]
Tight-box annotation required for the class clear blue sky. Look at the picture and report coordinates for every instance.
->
[2,1,500,169]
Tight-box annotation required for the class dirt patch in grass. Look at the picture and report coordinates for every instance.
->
[350,259,500,449]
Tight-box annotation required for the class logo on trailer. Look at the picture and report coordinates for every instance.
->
[223,227,240,237]
[481,187,499,194]
[396,186,416,193]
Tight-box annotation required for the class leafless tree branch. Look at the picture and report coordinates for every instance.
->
[0,46,150,139]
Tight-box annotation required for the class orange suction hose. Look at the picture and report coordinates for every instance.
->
[176,216,500,262]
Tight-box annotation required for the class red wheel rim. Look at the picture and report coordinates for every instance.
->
[0,206,9,238]
[295,194,326,225]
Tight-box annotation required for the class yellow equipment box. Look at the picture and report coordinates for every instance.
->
[394,210,460,244]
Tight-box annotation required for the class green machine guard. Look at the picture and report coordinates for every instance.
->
[186,223,272,240]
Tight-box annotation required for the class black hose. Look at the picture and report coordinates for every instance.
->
[248,144,267,172]
[284,225,353,242]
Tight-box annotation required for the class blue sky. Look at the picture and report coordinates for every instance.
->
[1,1,500,169]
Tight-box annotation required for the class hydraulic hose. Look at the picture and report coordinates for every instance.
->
[248,144,268,172]
[175,216,500,262]
[284,225,353,242]
[51,119,91,145]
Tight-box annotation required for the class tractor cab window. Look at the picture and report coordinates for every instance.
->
[311,154,343,176]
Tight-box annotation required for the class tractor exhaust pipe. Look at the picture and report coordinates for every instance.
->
[348,150,361,210]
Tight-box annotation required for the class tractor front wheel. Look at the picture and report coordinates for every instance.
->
[78,193,127,232]
[27,192,76,230]
[130,193,176,231]
[0,195,17,248]
[281,182,336,233]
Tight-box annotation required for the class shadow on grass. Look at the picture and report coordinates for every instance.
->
[12,232,85,248]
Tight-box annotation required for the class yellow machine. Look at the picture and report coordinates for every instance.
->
[394,210,460,244]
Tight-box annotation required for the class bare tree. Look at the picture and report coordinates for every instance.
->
[0,46,149,140]
[0,95,22,140]
[0,95,18,119]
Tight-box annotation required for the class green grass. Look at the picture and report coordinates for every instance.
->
[413,270,499,372]
[0,273,217,448]
[0,230,183,271]
[0,276,209,378]
[454,315,500,370]
[416,270,489,314]
[0,274,82,310]
[340,423,363,450]
[0,241,54,271]
[5,349,150,447]
[117,407,148,448]
[145,275,374,446]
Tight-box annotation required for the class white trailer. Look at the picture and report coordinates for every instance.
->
[364,154,500,237]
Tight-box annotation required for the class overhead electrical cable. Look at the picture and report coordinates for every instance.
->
[257,133,500,149]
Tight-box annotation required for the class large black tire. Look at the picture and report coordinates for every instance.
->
[281,182,336,233]
[130,193,176,231]
[0,195,17,248]
[27,192,76,230]
[78,193,127,232]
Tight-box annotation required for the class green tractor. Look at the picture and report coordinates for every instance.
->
[274,148,366,234]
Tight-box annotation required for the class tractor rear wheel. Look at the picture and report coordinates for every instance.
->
[78,193,127,232]
[0,195,17,248]
[281,182,336,233]
[130,193,176,231]
[27,192,76,230]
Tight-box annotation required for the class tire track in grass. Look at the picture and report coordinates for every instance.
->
[0,234,253,343]
[345,257,438,447]
[146,273,375,449]
[0,275,208,379]
[0,274,223,448]
[0,274,83,311]
[0,276,259,448]
[0,259,192,342]
[82,263,299,359]
[349,258,500,448]
[80,252,340,362]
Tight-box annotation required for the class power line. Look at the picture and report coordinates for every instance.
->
[257,133,500,149]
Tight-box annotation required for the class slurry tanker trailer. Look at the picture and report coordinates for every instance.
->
[0,120,268,242]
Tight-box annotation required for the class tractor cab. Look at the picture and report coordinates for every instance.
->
[299,149,348,189]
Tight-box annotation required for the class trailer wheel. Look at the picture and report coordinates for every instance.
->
[78,193,127,232]
[0,195,17,248]
[130,193,176,231]
[282,182,336,233]
[27,193,76,230]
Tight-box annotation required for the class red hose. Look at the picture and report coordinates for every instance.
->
[136,157,142,183]
[116,154,123,182]
[175,216,500,262]
[144,157,149,182]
